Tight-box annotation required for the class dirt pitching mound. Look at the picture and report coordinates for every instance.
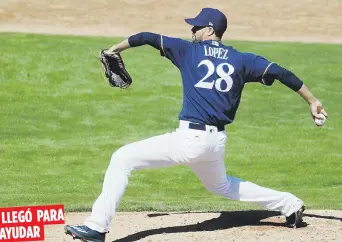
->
[47,210,341,241]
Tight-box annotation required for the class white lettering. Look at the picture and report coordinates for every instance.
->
[5,227,11,239]
[208,47,214,56]
[24,209,33,222]
[213,47,219,58]
[222,49,229,59]
[12,211,18,223]
[33,226,40,238]
[1,212,7,224]
[37,209,64,222]
[203,46,228,60]
[6,212,12,223]
[12,226,19,239]
[195,60,234,92]
[43,210,50,221]
[50,210,57,221]
[217,48,224,59]
[37,210,44,222]
[57,209,65,221]
[26,226,33,238]
[0,228,6,239]
[204,46,209,56]
[20,227,26,238]
[0,226,41,240]
[18,211,25,222]
[1,209,33,224]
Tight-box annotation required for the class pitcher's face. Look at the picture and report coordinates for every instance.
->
[191,26,206,42]
[191,26,215,42]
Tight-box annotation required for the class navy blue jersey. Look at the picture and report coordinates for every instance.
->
[159,36,274,127]
[129,33,280,127]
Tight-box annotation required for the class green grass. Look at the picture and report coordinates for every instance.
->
[0,33,341,212]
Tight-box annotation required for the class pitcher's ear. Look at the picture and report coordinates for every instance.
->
[207,27,216,36]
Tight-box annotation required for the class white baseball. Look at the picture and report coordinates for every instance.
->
[314,113,326,126]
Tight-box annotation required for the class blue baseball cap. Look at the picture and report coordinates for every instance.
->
[185,8,228,33]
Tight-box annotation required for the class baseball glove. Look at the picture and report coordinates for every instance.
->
[99,50,132,88]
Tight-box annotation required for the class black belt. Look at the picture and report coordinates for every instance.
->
[188,122,225,132]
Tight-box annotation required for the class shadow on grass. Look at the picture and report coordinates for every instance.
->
[112,210,283,242]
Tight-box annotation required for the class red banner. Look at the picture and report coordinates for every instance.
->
[0,224,44,241]
[0,204,65,241]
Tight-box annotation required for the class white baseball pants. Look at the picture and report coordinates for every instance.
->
[84,120,304,233]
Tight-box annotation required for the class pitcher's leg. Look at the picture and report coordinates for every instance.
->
[84,132,184,233]
[224,176,303,216]
[189,160,303,216]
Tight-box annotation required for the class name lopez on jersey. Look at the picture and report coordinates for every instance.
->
[204,46,228,60]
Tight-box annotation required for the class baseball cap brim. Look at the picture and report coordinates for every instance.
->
[185,18,207,27]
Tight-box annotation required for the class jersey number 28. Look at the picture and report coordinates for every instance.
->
[195,60,234,92]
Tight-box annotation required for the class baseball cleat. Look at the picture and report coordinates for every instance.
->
[64,225,106,242]
[285,205,306,228]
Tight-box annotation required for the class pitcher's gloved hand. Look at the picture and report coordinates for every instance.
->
[99,50,132,88]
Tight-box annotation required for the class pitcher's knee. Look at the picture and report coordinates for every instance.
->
[109,146,133,172]
[205,182,233,198]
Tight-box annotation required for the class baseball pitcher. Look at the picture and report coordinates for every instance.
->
[65,8,328,242]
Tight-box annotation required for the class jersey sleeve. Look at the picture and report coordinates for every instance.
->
[159,35,192,68]
[243,52,275,86]
[128,32,191,68]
